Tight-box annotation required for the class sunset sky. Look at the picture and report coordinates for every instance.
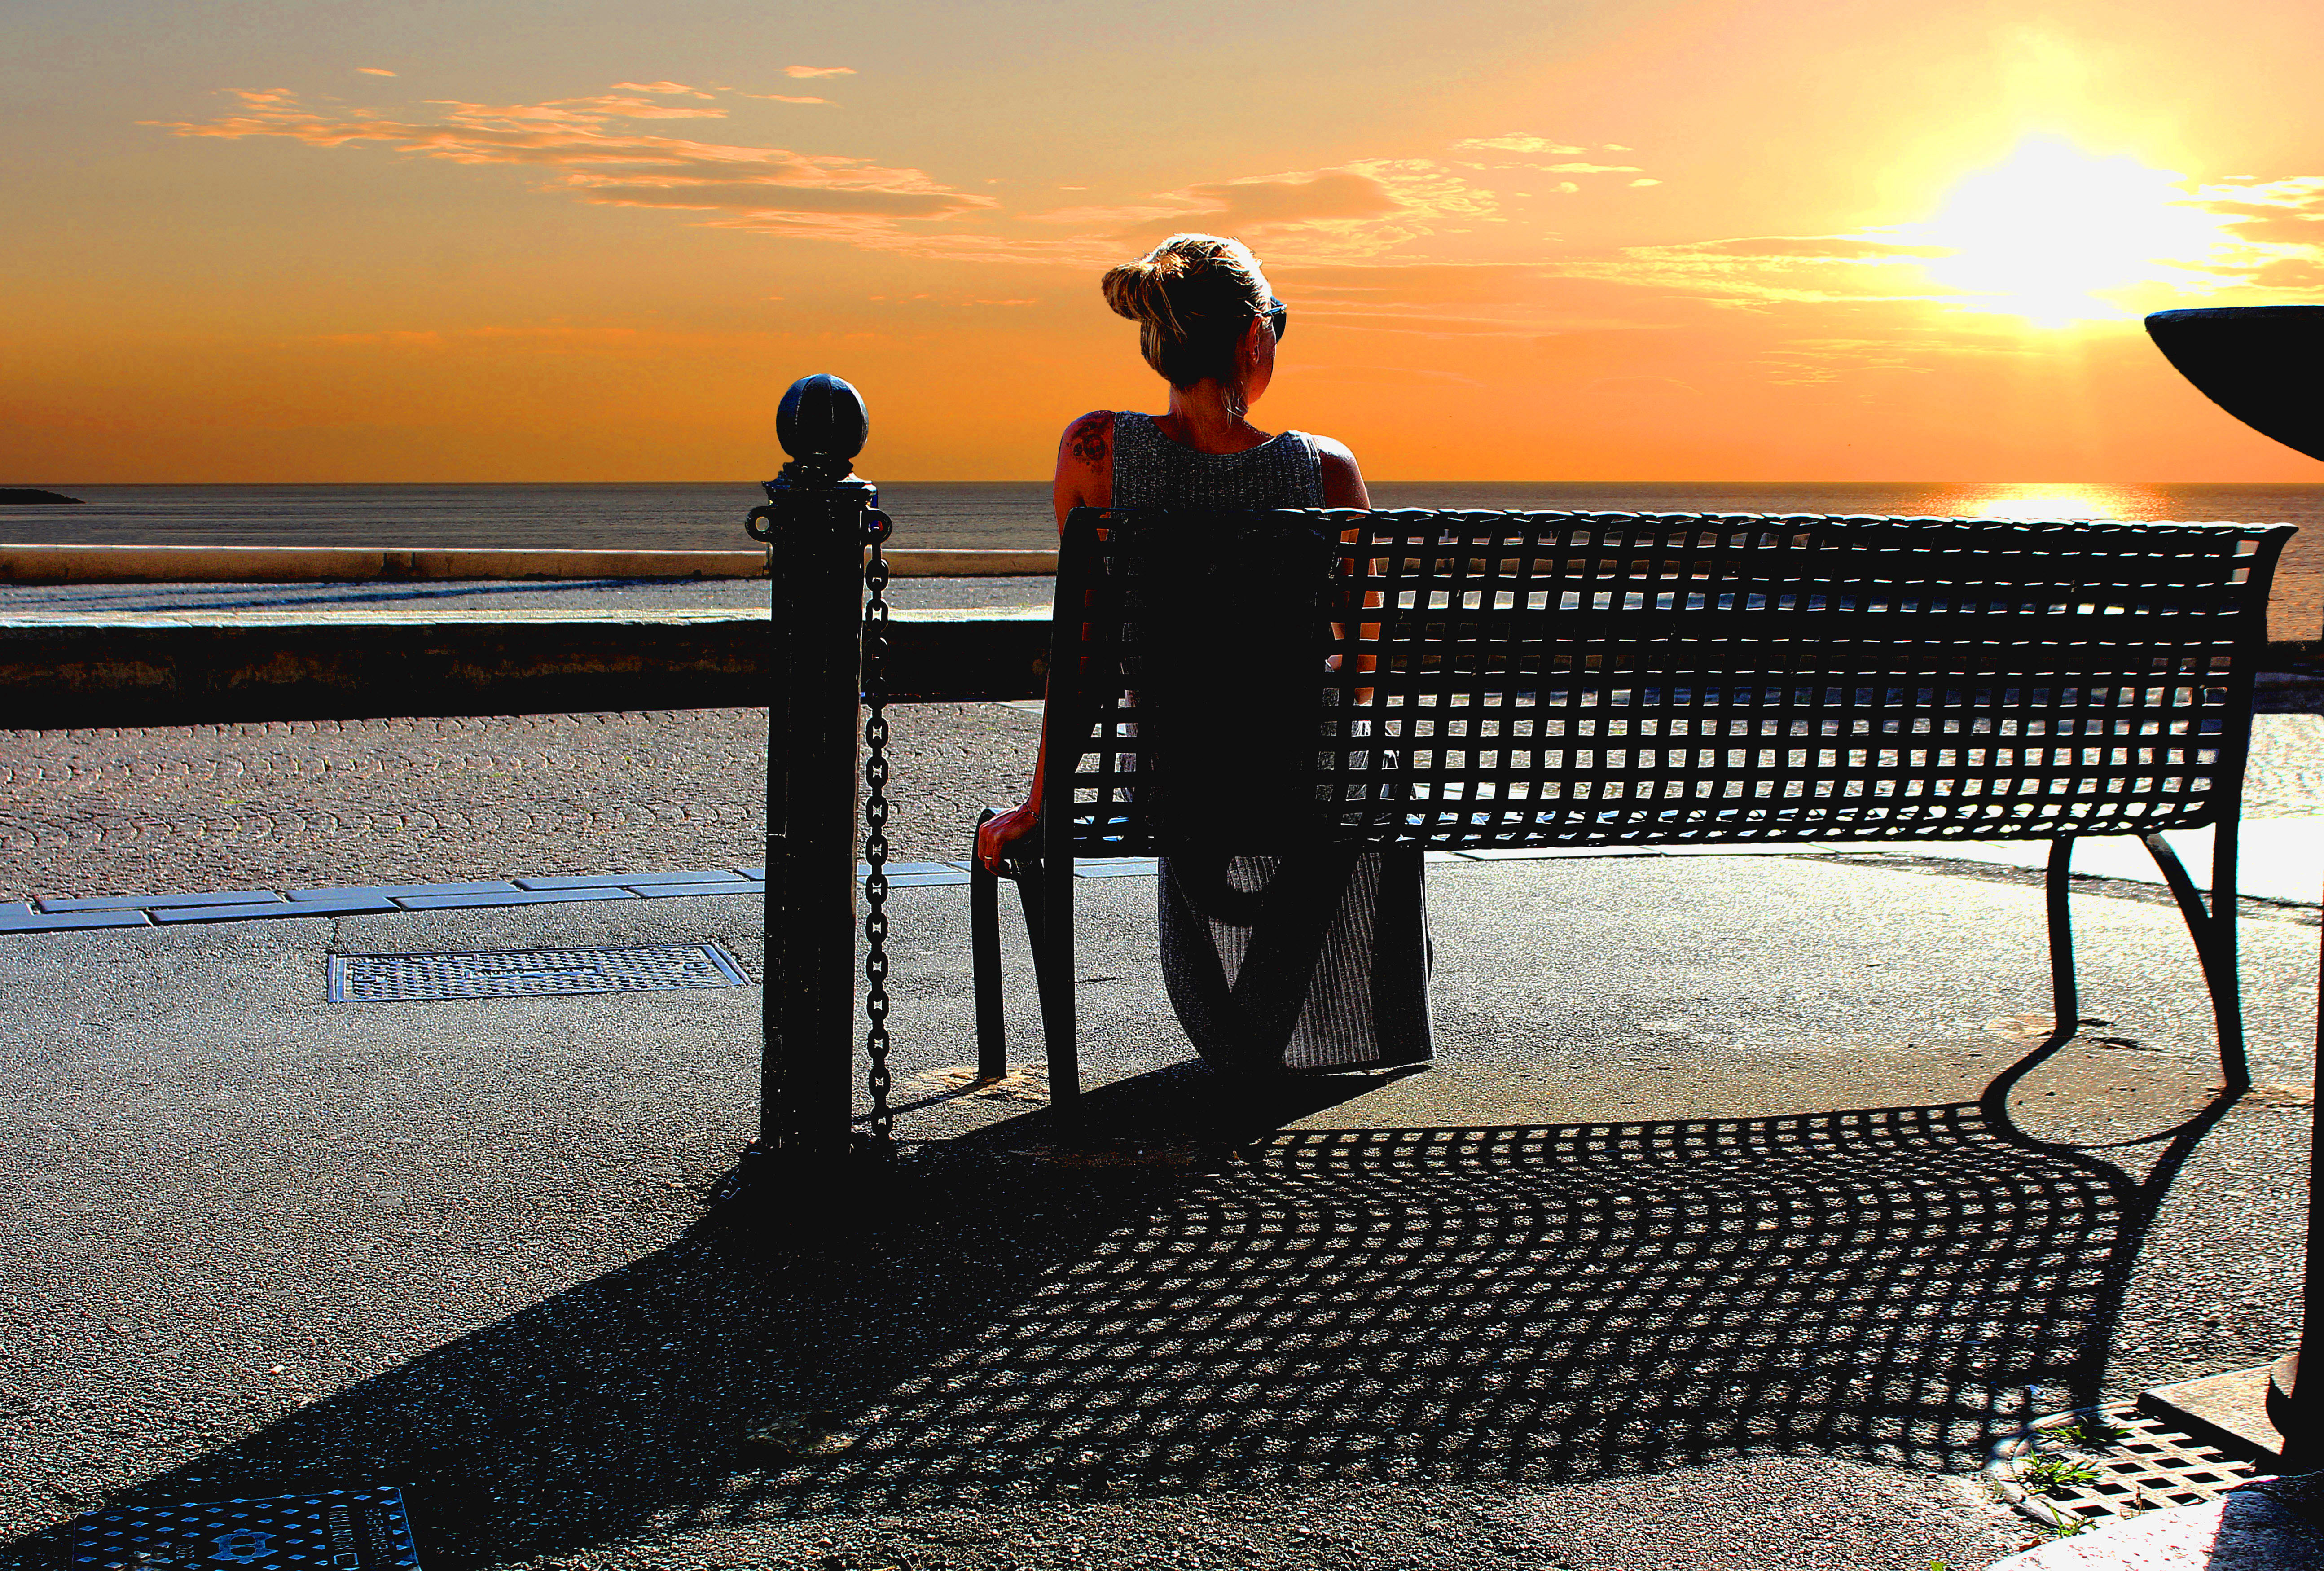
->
[6,0,2322,482]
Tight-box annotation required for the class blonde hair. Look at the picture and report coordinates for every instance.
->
[1101,234,1272,396]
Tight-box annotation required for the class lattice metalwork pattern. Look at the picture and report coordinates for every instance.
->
[329,942,747,1003]
[725,1104,2128,1505]
[1046,509,2290,856]
[1988,1402,2259,1528]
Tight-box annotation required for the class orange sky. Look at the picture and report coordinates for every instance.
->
[5,0,2322,482]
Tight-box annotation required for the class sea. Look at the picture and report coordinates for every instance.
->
[8,479,2321,641]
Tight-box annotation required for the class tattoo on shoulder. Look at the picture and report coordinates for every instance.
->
[1064,411,1111,465]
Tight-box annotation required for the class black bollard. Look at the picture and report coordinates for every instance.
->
[747,374,875,1182]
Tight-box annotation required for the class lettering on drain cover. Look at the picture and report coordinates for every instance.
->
[328,943,748,1003]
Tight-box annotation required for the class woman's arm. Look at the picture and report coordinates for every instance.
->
[977,412,1115,872]
[1053,409,1115,526]
[1314,434,1370,510]
[1313,435,1379,698]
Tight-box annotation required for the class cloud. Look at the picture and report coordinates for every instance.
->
[1669,236,1950,260]
[1453,135,1586,155]
[785,66,856,78]
[1448,136,1651,182]
[1085,159,1506,259]
[1265,261,1714,338]
[419,89,733,123]
[2194,175,2324,246]
[576,181,993,218]
[1179,170,1402,226]
[149,86,993,247]
[1021,202,1191,228]
[356,67,396,77]
[1548,234,1954,307]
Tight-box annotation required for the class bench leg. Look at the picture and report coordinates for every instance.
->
[970,810,1007,1084]
[2141,824,2249,1088]
[1034,848,1081,1113]
[2047,837,2079,1041]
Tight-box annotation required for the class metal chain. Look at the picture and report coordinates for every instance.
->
[858,506,896,1156]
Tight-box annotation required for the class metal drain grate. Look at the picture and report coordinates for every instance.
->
[329,943,748,1003]
[1987,1402,2260,1529]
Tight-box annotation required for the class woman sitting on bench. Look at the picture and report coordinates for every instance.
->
[975,232,1434,1078]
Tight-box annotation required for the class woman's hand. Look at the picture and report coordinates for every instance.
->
[976,799,1041,873]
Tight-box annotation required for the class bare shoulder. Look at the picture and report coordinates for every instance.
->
[1054,409,1116,526]
[1307,432,1370,509]
[1058,409,1116,466]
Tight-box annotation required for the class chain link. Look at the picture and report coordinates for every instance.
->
[859,506,896,1156]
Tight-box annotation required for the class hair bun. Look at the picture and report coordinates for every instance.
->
[1100,235,1271,391]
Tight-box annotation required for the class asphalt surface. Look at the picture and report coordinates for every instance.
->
[5,608,2323,1569]
[0,702,1041,904]
[4,844,2317,1570]
[3,701,2322,908]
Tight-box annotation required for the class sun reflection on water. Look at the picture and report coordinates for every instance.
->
[1930,483,2176,521]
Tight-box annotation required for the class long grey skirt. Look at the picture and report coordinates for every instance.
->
[1156,843,1433,1075]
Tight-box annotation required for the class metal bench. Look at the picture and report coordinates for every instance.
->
[970,507,2292,1109]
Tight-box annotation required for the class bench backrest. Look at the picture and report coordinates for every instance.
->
[1042,508,2292,858]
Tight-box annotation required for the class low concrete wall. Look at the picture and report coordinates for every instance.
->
[0,608,1050,728]
[0,544,1057,584]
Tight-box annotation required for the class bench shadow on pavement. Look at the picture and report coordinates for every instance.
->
[13,1036,2226,1570]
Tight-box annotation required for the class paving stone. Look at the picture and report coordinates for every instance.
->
[0,908,152,931]
[288,881,522,900]
[1077,860,1160,878]
[394,889,643,910]
[513,869,747,890]
[36,890,281,912]
[883,871,971,887]
[154,894,399,923]
[629,882,768,899]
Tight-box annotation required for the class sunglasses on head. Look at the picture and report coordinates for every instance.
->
[1260,298,1287,342]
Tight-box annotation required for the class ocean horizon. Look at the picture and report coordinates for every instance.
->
[7,479,2320,640]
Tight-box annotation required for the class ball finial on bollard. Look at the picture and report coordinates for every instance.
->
[776,373,870,485]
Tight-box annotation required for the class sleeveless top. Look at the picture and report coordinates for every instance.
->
[1110,411,1325,509]
[1112,408,1430,1075]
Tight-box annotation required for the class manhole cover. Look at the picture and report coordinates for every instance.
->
[329,943,747,1003]
[1986,1402,2259,1530]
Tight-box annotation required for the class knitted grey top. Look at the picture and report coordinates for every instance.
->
[1110,411,1325,509]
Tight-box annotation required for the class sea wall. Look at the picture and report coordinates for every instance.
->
[0,544,1056,583]
[0,608,1049,728]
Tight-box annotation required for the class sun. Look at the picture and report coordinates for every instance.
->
[1900,136,2237,327]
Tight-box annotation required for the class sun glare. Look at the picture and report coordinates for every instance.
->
[1906,136,2235,327]
[1936,483,2170,520]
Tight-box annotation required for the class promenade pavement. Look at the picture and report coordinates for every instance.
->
[6,584,2324,1569]
[6,841,2322,1568]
